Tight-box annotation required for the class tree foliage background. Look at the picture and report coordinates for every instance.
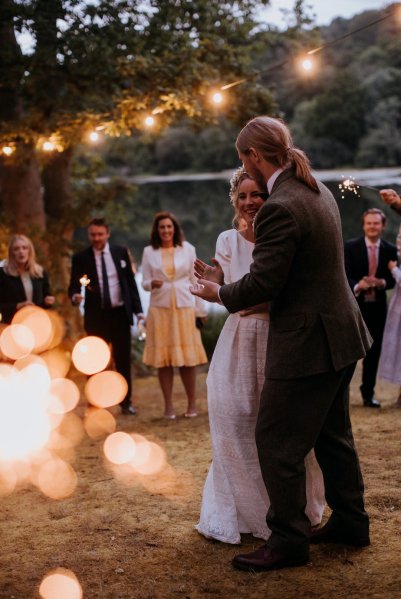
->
[0,0,276,298]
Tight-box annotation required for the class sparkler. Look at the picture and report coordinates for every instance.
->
[338,176,379,199]
[79,275,90,315]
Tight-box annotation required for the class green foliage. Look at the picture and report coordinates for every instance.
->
[301,71,366,152]
[0,0,274,146]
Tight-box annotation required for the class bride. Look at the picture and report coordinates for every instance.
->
[195,166,325,544]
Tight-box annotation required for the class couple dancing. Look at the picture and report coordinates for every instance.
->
[191,116,372,572]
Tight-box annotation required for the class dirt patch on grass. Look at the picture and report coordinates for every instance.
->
[1,364,401,598]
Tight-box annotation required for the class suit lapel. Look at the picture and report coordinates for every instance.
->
[87,248,100,291]
[378,239,387,273]
[358,238,369,274]
[15,275,26,299]
[110,246,123,282]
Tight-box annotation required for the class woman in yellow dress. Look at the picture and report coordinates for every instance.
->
[141,212,207,419]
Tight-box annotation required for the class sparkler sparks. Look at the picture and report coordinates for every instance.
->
[339,176,360,199]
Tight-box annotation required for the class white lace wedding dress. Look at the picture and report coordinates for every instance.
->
[196,229,325,544]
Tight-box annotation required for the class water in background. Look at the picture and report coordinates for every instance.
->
[108,168,401,267]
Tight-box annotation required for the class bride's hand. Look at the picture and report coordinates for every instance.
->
[194,258,224,285]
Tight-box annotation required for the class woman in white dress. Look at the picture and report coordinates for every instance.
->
[195,167,325,544]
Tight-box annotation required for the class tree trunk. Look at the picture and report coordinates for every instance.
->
[0,148,46,232]
[42,147,84,340]
[0,0,46,234]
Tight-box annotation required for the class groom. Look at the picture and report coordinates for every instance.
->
[191,116,372,572]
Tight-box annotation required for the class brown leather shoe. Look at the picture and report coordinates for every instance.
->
[232,545,309,572]
[310,522,370,547]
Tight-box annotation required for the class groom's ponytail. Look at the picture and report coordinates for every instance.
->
[236,116,319,193]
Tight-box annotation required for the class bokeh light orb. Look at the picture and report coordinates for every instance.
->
[103,432,136,464]
[84,408,116,439]
[41,348,71,379]
[72,336,110,375]
[14,354,47,372]
[129,434,152,468]
[0,323,35,360]
[39,568,82,599]
[85,370,128,408]
[0,386,51,461]
[132,441,166,475]
[12,305,53,352]
[0,465,17,496]
[36,458,77,499]
[49,378,80,413]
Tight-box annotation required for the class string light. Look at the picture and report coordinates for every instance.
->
[212,91,224,105]
[216,4,396,92]
[88,131,100,143]
[2,6,397,149]
[1,146,15,156]
[42,141,55,152]
[300,58,314,72]
[144,115,155,127]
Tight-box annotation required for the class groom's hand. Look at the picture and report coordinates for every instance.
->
[194,258,224,285]
[190,279,221,303]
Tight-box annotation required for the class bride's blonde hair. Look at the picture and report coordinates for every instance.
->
[229,166,253,230]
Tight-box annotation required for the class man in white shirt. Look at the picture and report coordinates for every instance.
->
[344,208,397,407]
[68,218,144,415]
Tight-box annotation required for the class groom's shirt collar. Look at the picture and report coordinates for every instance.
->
[267,168,285,194]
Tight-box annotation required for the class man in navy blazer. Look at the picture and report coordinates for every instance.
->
[68,217,144,415]
[344,208,397,407]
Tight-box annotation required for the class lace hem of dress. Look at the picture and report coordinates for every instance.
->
[194,523,269,545]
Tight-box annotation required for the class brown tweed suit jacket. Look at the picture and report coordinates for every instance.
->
[220,168,372,379]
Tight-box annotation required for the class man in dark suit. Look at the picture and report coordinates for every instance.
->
[68,217,144,415]
[191,116,372,572]
[344,208,397,408]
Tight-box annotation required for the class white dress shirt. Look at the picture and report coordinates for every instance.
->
[94,243,123,307]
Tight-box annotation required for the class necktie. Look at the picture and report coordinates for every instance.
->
[101,251,112,309]
[368,245,377,276]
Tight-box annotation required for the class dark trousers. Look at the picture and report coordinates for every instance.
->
[359,302,386,400]
[256,363,369,557]
[86,306,132,409]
